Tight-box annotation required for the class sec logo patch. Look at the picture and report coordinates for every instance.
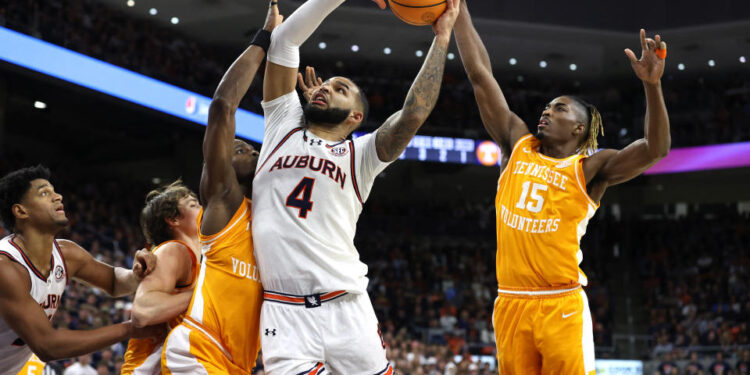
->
[330,146,349,157]
[54,265,65,281]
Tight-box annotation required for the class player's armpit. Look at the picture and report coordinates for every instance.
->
[587,140,663,187]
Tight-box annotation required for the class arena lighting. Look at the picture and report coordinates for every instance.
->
[415,50,424,57]
[170,17,179,25]
[126,0,135,7]
[350,44,359,52]
[447,52,455,60]
[0,26,265,142]
[348,131,750,173]
[741,56,747,63]
[708,59,716,67]
[569,63,577,71]
[509,57,517,65]
[383,47,391,55]
[33,101,47,109]
[3,27,747,174]
[644,141,750,174]
[678,63,685,71]
[539,60,547,68]
[149,8,157,15]
[318,41,326,50]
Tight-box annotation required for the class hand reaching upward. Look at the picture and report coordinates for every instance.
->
[624,29,666,85]
[432,0,460,38]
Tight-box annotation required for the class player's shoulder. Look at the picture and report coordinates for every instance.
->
[582,148,618,167]
[154,242,193,262]
[55,239,85,258]
[0,255,31,296]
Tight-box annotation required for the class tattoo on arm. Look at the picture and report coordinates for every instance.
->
[376,38,448,162]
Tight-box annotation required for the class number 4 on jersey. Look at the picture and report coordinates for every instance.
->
[286,178,315,218]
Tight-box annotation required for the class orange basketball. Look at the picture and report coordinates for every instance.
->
[388,0,446,26]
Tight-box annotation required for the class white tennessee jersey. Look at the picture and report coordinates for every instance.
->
[253,92,391,295]
[0,235,67,375]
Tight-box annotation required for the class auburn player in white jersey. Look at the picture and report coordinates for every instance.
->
[254,0,459,373]
[454,2,671,373]
[0,166,163,375]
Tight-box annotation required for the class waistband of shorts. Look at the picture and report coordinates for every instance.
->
[181,316,233,362]
[497,284,582,299]
[263,290,348,308]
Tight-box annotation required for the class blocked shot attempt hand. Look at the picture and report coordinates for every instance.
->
[264,0,285,31]
[132,248,156,281]
[624,29,666,85]
[432,0,460,37]
[298,66,323,103]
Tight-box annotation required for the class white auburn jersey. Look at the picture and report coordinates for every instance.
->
[0,235,67,375]
[253,92,391,295]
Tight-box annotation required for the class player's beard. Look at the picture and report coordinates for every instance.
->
[304,103,350,126]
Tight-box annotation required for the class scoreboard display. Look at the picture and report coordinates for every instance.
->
[353,133,504,167]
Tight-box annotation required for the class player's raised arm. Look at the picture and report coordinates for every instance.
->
[374,0,459,162]
[0,260,163,362]
[263,0,384,102]
[454,0,529,150]
[591,29,670,186]
[58,240,155,297]
[130,243,194,328]
[201,2,281,208]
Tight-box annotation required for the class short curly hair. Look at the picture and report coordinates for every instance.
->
[140,180,196,246]
[0,165,52,231]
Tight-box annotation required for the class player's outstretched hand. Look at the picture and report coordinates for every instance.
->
[432,0,460,38]
[371,0,387,10]
[624,29,666,85]
[298,66,323,103]
[264,0,285,31]
[132,248,156,280]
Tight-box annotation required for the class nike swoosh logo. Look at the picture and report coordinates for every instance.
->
[522,148,531,153]
[562,311,578,319]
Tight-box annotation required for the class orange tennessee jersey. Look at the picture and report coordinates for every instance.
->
[16,354,45,375]
[183,199,263,372]
[122,240,198,375]
[495,134,599,289]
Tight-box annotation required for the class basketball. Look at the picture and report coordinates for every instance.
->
[388,0,446,26]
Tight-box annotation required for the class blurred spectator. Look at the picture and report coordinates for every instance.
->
[63,354,96,375]
[709,352,732,375]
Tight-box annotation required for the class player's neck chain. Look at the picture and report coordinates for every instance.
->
[302,128,347,148]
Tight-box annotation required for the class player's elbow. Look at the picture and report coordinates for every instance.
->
[209,97,236,117]
[32,341,62,362]
[130,304,153,328]
[466,68,492,87]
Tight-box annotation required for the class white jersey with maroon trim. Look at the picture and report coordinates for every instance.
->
[253,92,391,295]
[0,235,67,375]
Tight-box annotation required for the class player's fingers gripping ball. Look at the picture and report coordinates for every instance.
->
[389,0,447,26]
[655,41,667,60]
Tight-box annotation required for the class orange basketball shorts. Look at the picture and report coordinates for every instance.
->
[492,285,596,375]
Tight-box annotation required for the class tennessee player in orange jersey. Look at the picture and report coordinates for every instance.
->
[121,181,201,375]
[455,2,670,374]
[159,3,284,374]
